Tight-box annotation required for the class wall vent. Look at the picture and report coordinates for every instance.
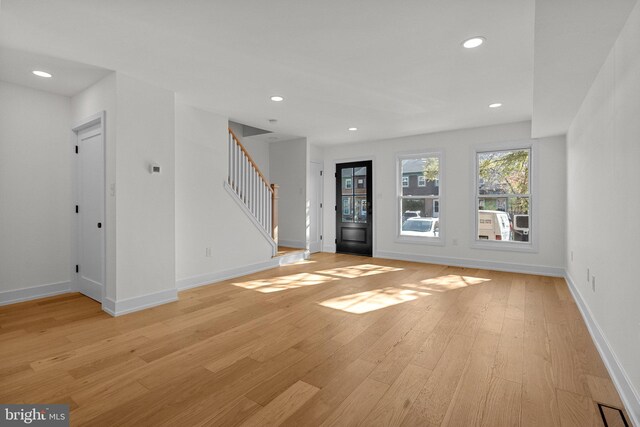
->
[597,402,629,427]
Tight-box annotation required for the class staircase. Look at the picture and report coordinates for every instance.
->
[224,128,279,256]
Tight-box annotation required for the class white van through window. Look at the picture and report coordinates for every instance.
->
[476,148,531,244]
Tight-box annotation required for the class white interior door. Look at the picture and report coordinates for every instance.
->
[75,121,104,302]
[308,161,323,253]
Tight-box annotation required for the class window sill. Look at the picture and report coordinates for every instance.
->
[471,240,537,253]
[395,235,445,246]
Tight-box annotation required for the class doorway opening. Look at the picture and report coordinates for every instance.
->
[72,112,106,303]
[335,160,372,256]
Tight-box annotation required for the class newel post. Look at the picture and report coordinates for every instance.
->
[271,184,279,245]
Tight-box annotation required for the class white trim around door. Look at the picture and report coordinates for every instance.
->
[71,111,107,305]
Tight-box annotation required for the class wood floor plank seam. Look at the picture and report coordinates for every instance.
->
[0,253,628,427]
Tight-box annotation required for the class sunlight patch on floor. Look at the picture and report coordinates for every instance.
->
[316,264,403,279]
[402,274,491,293]
[232,273,337,293]
[275,246,306,257]
[288,259,317,265]
[319,287,430,314]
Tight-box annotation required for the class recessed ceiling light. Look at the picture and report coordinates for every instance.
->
[348,127,358,131]
[489,102,502,108]
[462,37,485,49]
[270,95,284,102]
[32,70,52,78]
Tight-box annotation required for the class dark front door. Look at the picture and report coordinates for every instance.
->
[336,161,372,256]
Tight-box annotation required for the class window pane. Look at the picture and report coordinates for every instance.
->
[478,149,529,195]
[354,196,367,223]
[477,197,529,242]
[509,197,529,241]
[401,198,426,220]
[342,168,353,194]
[341,196,353,222]
[401,157,439,196]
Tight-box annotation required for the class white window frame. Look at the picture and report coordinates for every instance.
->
[396,151,444,245]
[418,175,426,187]
[471,141,538,252]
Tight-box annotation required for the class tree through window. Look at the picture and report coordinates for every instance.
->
[477,148,530,243]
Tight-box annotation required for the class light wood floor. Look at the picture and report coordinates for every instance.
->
[275,246,305,257]
[0,253,629,426]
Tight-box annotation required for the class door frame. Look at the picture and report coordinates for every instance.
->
[308,161,324,253]
[71,111,106,304]
[332,156,376,256]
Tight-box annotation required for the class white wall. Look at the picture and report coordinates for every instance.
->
[175,102,274,287]
[566,1,640,420]
[71,73,117,300]
[309,143,324,164]
[241,138,270,182]
[0,81,72,302]
[115,74,176,301]
[321,121,566,274]
[72,72,177,307]
[270,138,308,248]
[228,121,271,181]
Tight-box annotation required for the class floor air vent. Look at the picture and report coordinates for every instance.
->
[597,402,630,427]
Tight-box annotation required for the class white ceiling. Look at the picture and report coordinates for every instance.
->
[0,46,112,96]
[0,0,636,144]
[244,132,302,145]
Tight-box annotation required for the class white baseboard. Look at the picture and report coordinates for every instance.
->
[176,251,308,292]
[102,288,178,317]
[177,258,282,291]
[564,273,640,426]
[278,239,306,249]
[0,281,71,306]
[375,250,565,277]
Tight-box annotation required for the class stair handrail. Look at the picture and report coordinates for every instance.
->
[228,128,273,194]
[227,128,278,244]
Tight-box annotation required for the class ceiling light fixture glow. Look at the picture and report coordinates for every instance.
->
[270,95,284,102]
[32,70,52,78]
[489,103,502,108]
[348,127,358,131]
[462,37,485,49]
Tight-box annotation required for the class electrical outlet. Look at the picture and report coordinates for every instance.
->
[205,247,212,257]
[592,275,596,292]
